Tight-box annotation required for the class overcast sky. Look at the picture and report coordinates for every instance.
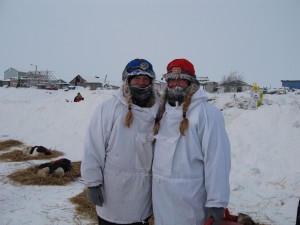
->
[0,0,299,88]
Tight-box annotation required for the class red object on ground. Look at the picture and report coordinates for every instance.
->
[203,208,242,225]
[45,86,58,90]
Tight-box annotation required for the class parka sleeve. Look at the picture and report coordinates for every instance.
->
[81,102,113,187]
[201,105,231,208]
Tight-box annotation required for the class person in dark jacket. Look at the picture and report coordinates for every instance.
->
[74,92,84,102]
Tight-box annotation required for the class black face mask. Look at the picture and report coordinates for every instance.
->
[129,85,153,107]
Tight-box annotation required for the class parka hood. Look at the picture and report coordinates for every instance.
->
[112,87,159,117]
[191,88,208,102]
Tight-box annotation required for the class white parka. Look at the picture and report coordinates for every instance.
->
[152,89,231,225]
[81,88,159,224]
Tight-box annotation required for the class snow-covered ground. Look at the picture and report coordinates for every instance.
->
[0,86,299,225]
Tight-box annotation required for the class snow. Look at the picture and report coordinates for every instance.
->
[0,86,299,225]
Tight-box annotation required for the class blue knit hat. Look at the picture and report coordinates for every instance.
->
[122,58,155,81]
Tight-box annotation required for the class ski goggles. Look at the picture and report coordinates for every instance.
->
[126,59,155,75]
[167,66,194,76]
[164,66,199,85]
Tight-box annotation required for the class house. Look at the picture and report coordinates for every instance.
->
[197,76,209,86]
[9,77,30,88]
[204,81,219,93]
[0,79,10,87]
[85,81,103,90]
[69,75,87,87]
[219,80,251,93]
[281,80,300,90]
[69,75,121,90]
[69,75,103,90]
[56,79,70,89]
[4,68,27,80]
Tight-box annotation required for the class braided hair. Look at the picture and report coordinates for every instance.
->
[123,81,134,128]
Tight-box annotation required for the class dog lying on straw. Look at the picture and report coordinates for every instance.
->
[37,158,72,178]
[23,146,52,156]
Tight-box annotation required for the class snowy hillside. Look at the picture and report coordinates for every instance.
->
[0,86,299,225]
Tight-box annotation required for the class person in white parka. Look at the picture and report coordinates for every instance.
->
[152,58,231,225]
[81,59,159,225]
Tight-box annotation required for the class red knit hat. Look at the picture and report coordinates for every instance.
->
[164,58,199,85]
[167,58,195,75]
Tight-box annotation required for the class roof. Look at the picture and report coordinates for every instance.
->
[4,67,18,73]
[57,79,69,84]
[221,80,251,87]
[281,80,300,82]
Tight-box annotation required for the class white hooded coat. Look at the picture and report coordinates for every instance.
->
[81,88,159,224]
[152,89,231,225]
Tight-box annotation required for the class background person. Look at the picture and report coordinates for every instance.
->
[152,58,231,225]
[81,58,159,225]
[74,92,84,102]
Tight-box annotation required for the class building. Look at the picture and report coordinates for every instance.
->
[204,81,219,93]
[56,79,70,89]
[70,75,102,90]
[69,75,121,90]
[281,80,300,89]
[25,70,57,87]
[3,67,59,88]
[9,77,30,88]
[219,80,252,93]
[4,68,27,80]
[0,79,10,87]
[69,75,88,87]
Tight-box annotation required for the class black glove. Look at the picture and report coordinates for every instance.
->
[87,185,104,207]
[206,207,224,225]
